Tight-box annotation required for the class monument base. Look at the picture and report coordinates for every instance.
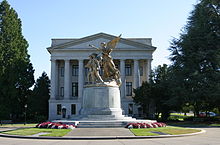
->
[79,84,135,121]
[51,83,157,127]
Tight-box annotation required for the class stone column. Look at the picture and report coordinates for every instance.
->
[50,59,57,100]
[64,59,70,100]
[133,59,141,89]
[78,59,84,98]
[146,59,152,82]
[120,59,126,98]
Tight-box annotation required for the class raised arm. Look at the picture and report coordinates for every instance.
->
[89,44,102,51]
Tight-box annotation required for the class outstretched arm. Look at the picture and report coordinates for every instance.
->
[89,44,101,50]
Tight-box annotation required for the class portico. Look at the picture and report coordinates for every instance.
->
[47,33,156,120]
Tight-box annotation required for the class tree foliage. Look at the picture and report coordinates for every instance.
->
[134,64,178,121]
[0,0,34,120]
[28,72,50,121]
[169,0,220,115]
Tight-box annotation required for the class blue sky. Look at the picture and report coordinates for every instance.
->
[7,0,197,80]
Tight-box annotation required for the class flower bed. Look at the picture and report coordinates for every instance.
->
[125,122,166,129]
[36,122,76,130]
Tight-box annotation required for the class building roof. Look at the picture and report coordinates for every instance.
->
[47,32,156,53]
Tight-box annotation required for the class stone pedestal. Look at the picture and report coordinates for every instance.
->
[80,84,122,116]
[79,83,135,121]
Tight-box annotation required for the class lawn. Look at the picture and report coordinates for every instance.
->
[0,123,36,128]
[1,128,71,137]
[168,121,220,127]
[210,124,220,127]
[169,113,193,121]
[130,126,201,136]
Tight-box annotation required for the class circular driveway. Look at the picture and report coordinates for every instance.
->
[0,127,219,145]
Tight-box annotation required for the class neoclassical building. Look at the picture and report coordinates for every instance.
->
[47,33,156,120]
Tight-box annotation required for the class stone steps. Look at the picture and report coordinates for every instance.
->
[52,119,157,128]
[76,114,136,121]
[77,121,127,128]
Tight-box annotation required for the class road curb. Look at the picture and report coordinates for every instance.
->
[0,128,206,140]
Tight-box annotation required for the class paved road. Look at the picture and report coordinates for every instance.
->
[0,127,219,145]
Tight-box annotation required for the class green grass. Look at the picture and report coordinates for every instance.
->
[168,113,193,121]
[0,124,36,128]
[130,126,200,136]
[168,122,220,127]
[170,113,192,117]
[210,124,220,127]
[1,128,71,137]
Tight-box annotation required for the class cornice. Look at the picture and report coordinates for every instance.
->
[47,32,156,51]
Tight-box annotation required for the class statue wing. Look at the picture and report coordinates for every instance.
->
[106,34,122,50]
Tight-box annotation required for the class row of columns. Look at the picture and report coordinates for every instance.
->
[50,59,84,100]
[50,59,152,100]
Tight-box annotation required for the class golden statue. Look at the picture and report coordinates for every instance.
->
[89,34,122,86]
[85,53,104,84]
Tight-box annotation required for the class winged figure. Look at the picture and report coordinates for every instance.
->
[89,34,122,86]
[89,34,121,55]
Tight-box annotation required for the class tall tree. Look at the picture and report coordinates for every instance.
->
[0,0,34,120]
[28,72,50,121]
[169,0,220,115]
[134,64,179,121]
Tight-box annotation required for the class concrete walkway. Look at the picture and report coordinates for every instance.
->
[65,128,135,137]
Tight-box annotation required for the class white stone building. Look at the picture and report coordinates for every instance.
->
[47,33,156,120]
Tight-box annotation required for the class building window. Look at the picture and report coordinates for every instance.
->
[60,67,64,77]
[125,64,132,76]
[72,65,78,76]
[60,87,64,97]
[71,104,76,115]
[126,82,132,96]
[57,104,61,115]
[140,66,143,76]
[128,103,133,115]
[72,82,78,97]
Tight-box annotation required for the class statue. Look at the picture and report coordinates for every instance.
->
[89,34,122,86]
[85,53,104,84]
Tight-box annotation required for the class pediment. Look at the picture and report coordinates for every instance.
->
[48,33,156,51]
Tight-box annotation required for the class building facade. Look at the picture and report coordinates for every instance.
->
[47,33,156,120]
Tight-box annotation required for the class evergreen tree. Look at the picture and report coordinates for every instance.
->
[169,0,220,115]
[29,72,50,121]
[133,81,152,118]
[0,0,34,120]
[134,64,178,121]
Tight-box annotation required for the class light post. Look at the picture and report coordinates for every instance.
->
[24,104,27,125]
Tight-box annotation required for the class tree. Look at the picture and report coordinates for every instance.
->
[29,72,50,121]
[134,64,179,121]
[169,0,220,115]
[0,0,34,120]
[133,81,152,118]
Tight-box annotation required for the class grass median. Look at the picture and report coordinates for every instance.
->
[130,126,201,136]
[168,122,220,127]
[0,124,36,128]
[1,128,71,137]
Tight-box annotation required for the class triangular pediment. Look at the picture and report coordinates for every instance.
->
[48,33,156,51]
